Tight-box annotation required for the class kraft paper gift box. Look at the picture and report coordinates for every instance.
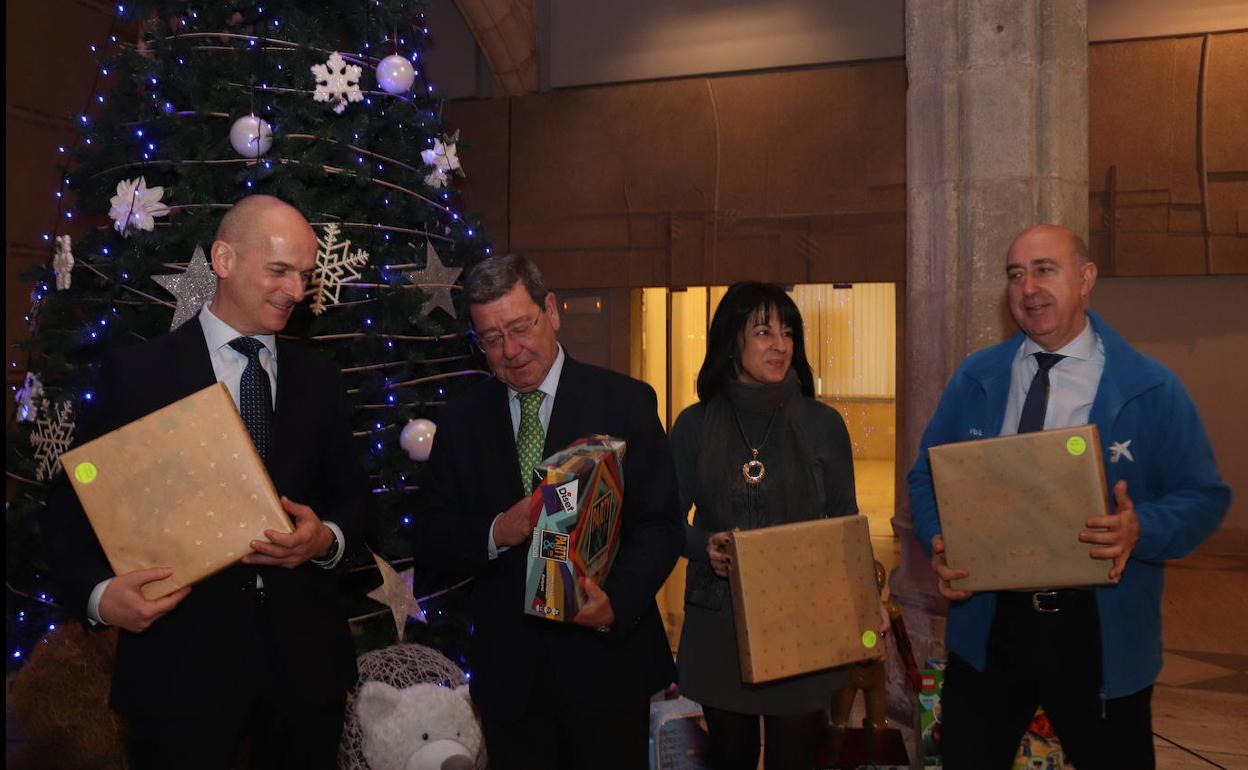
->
[927,424,1115,592]
[60,382,292,600]
[524,435,625,622]
[727,515,884,684]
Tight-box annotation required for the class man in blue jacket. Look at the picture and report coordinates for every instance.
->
[908,224,1230,769]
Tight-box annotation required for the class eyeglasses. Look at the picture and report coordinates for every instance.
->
[472,313,541,351]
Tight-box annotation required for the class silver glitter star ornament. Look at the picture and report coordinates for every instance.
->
[367,552,426,642]
[152,245,217,330]
[405,241,462,319]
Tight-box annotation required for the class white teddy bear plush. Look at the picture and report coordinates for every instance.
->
[356,681,483,770]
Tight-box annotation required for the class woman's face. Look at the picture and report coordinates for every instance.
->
[736,306,794,386]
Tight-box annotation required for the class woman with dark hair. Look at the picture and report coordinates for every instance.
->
[672,282,858,770]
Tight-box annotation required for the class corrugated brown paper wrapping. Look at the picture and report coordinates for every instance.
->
[728,515,884,684]
[61,383,291,599]
[929,425,1115,592]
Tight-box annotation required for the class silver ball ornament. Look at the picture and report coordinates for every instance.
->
[399,418,437,462]
[376,54,416,95]
[229,114,273,158]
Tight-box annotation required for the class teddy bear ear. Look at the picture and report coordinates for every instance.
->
[356,681,403,725]
[453,684,472,703]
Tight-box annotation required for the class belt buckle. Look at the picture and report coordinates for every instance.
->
[1031,591,1060,614]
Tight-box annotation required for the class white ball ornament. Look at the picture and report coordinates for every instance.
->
[376,54,416,94]
[399,418,437,462]
[229,114,273,158]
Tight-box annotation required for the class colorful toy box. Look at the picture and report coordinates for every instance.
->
[918,660,946,769]
[524,435,625,622]
[1013,708,1066,770]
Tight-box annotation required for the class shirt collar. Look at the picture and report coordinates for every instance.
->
[509,345,565,404]
[1022,314,1097,362]
[199,304,277,359]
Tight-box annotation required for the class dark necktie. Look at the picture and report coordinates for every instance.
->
[1017,352,1065,433]
[228,336,273,460]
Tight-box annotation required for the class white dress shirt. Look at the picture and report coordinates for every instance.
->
[1000,315,1105,436]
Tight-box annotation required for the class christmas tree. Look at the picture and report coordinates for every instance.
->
[6,0,490,669]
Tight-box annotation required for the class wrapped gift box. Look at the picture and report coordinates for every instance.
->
[928,424,1115,591]
[727,515,884,684]
[60,383,291,599]
[524,435,625,622]
[648,697,710,770]
[918,660,946,769]
[1013,708,1066,770]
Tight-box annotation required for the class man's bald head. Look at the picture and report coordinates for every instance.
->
[1008,224,1090,266]
[208,196,319,335]
[1005,223,1097,351]
[215,195,315,252]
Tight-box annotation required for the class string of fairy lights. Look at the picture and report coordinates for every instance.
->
[9,1,492,663]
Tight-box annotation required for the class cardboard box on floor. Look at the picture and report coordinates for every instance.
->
[727,515,884,684]
[928,425,1115,592]
[61,383,291,600]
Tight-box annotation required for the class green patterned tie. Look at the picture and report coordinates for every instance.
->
[516,390,547,495]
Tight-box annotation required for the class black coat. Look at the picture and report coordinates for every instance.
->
[415,356,682,724]
[46,317,369,716]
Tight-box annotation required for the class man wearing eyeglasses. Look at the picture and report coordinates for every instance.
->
[416,254,682,769]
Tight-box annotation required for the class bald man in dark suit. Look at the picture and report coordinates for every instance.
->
[48,196,369,770]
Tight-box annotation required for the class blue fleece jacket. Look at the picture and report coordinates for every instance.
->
[908,311,1231,699]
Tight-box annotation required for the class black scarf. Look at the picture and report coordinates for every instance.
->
[692,371,825,535]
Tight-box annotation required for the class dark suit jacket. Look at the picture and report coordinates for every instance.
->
[46,318,368,717]
[416,356,682,723]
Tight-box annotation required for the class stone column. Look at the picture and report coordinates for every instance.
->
[888,0,1088,757]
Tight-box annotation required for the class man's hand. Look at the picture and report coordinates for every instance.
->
[98,568,192,633]
[930,535,973,601]
[572,577,615,631]
[707,530,734,578]
[493,497,535,548]
[242,496,335,568]
[1080,480,1139,581]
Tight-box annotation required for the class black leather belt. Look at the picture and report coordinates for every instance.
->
[999,589,1090,614]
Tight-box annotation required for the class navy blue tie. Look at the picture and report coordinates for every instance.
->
[228,337,273,460]
[1017,352,1065,433]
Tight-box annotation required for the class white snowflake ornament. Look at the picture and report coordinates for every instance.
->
[310,223,370,314]
[420,133,463,188]
[15,372,44,423]
[52,235,74,290]
[311,52,363,114]
[31,399,75,481]
[108,176,169,237]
